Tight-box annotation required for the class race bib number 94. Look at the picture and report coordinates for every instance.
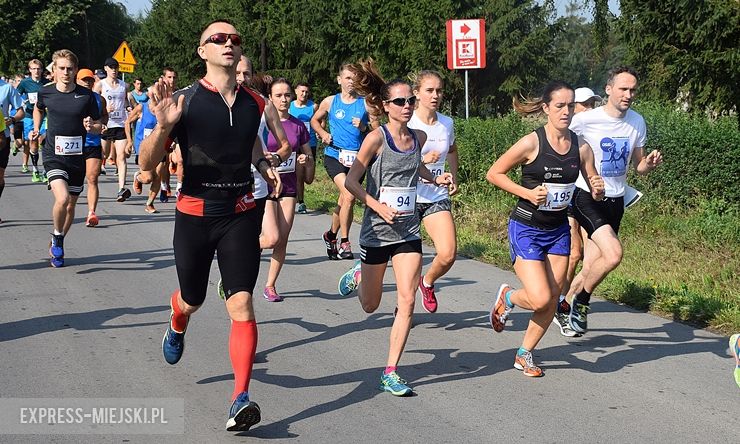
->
[379,186,416,216]
[539,182,575,211]
[55,136,83,156]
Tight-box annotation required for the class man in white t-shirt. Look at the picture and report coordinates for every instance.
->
[566,67,663,334]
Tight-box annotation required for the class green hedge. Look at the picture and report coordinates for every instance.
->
[453,101,740,211]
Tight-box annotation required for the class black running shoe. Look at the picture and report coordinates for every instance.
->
[322,231,339,260]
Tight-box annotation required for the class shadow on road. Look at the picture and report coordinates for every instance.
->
[0,305,169,342]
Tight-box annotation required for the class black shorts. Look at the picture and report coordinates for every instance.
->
[0,137,9,169]
[83,145,103,160]
[13,122,23,140]
[173,209,262,306]
[360,239,423,265]
[417,198,452,220]
[324,154,365,183]
[44,161,85,196]
[571,187,624,238]
[102,127,126,141]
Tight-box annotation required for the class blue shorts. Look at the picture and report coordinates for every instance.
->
[508,219,570,263]
[23,117,46,140]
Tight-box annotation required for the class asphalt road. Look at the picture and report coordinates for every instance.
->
[1,156,737,443]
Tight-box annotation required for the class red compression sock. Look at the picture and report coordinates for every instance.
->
[230,320,258,401]
[169,291,189,333]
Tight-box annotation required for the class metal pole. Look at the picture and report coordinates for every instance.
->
[464,70,469,119]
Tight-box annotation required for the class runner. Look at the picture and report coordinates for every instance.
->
[260,78,314,302]
[311,64,377,260]
[16,59,46,181]
[94,57,131,201]
[7,74,25,157]
[407,70,459,313]
[289,82,317,214]
[128,77,149,106]
[486,81,604,377]
[139,20,279,432]
[157,68,177,202]
[0,75,24,223]
[552,86,601,336]
[31,49,101,267]
[337,59,453,396]
[76,68,108,227]
[566,67,662,334]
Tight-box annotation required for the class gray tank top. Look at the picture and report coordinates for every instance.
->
[359,125,422,247]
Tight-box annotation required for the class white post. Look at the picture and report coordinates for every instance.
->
[464,70,469,119]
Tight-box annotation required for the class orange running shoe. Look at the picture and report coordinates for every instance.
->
[514,350,543,377]
[86,211,99,227]
[489,283,513,332]
[133,171,143,195]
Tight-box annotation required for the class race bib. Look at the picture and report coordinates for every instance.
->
[379,186,416,216]
[28,92,38,105]
[275,152,297,174]
[55,136,83,156]
[110,110,123,120]
[539,182,575,211]
[143,128,154,139]
[427,161,445,178]
[338,149,357,167]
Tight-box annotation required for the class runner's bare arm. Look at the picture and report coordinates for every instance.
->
[263,101,291,165]
[310,96,332,144]
[446,142,460,196]
[486,132,547,206]
[345,129,397,224]
[139,80,183,171]
[633,146,663,174]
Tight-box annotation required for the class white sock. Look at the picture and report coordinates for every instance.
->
[422,277,432,288]
[53,229,63,236]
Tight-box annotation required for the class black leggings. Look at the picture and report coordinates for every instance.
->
[174,208,262,306]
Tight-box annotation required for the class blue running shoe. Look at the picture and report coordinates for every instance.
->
[162,312,186,365]
[380,371,412,396]
[49,234,64,268]
[226,392,261,432]
[338,260,361,296]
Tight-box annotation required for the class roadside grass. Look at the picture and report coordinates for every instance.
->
[303,152,740,335]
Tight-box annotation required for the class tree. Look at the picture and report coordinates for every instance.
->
[617,0,740,115]
[0,0,137,73]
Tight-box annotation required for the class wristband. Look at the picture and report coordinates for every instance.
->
[256,157,270,171]
[272,153,283,164]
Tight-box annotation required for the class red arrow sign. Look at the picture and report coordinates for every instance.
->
[460,23,471,35]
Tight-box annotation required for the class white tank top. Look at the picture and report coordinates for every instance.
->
[101,79,128,128]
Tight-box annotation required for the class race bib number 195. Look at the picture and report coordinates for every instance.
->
[538,182,575,211]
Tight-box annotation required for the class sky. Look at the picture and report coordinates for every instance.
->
[120,0,619,18]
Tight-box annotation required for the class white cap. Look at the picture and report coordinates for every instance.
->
[574,87,602,103]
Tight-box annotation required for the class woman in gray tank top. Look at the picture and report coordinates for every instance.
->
[336,59,453,397]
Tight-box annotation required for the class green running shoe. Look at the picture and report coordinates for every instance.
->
[31,171,42,183]
[21,165,29,173]
[380,371,412,396]
[338,260,361,296]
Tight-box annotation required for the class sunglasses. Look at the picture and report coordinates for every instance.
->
[201,33,242,46]
[385,96,417,107]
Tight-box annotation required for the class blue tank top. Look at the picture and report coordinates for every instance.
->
[85,92,103,147]
[324,94,368,159]
[289,100,316,147]
[131,90,148,105]
[134,101,158,153]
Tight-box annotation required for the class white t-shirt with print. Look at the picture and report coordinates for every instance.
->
[408,112,455,203]
[570,107,647,198]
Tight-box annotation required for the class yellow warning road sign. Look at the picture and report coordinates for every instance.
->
[112,41,137,65]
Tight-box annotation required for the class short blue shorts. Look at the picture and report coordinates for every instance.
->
[508,219,570,263]
[23,117,46,140]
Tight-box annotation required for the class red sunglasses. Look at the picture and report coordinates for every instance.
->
[201,33,242,46]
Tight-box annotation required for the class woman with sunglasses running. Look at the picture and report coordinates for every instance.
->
[486,81,604,377]
[407,70,459,313]
[260,78,315,302]
[337,60,453,396]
